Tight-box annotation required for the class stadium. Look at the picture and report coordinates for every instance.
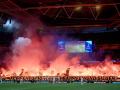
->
[0,0,120,90]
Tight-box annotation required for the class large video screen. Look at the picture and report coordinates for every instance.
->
[58,41,93,53]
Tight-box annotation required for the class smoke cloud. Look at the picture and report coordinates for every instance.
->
[0,22,120,77]
[12,37,31,54]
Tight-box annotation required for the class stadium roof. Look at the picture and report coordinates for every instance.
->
[0,0,120,29]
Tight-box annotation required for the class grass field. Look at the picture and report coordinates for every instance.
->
[0,83,120,90]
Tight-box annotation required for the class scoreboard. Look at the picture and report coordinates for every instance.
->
[58,40,93,53]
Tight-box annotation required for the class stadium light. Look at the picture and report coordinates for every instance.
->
[3,19,20,31]
[3,19,13,29]
[74,6,82,11]
[96,5,101,11]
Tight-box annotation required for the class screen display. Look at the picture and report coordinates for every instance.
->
[65,41,85,53]
[85,41,93,52]
[58,41,93,53]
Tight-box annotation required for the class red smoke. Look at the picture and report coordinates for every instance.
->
[0,35,120,77]
[0,21,120,77]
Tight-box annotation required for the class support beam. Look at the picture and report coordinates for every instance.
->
[25,3,120,10]
[49,24,107,28]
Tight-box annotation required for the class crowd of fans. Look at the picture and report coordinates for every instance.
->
[0,76,118,83]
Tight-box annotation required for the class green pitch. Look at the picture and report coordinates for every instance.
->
[0,83,120,90]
